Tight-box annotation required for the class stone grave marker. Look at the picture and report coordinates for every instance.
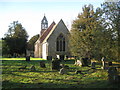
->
[82,58,89,66]
[59,68,66,75]
[30,65,36,71]
[108,67,119,84]
[101,57,106,69]
[60,55,65,61]
[52,59,60,70]
[47,56,52,61]
[91,62,96,69]
[74,60,82,66]
[40,61,46,68]
[26,56,30,61]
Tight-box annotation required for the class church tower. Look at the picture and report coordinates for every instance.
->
[40,15,48,35]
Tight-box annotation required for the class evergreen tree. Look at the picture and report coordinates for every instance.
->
[69,4,102,59]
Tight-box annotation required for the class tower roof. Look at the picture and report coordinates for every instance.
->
[41,15,48,23]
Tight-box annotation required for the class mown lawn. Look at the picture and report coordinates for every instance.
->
[0,58,45,60]
[1,59,120,89]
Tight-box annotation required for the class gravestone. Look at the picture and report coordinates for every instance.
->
[47,56,52,60]
[74,60,82,66]
[101,57,106,69]
[60,55,65,61]
[40,61,46,68]
[108,67,119,84]
[52,59,60,70]
[26,56,30,61]
[108,62,112,66]
[30,65,36,71]
[91,62,96,69]
[59,68,66,75]
[82,58,89,66]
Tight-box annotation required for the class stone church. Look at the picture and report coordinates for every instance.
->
[34,16,70,59]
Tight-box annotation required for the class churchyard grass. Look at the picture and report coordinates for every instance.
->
[2,59,120,89]
[0,57,45,60]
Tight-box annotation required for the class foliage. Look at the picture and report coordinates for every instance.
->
[69,3,120,61]
[2,60,120,89]
[99,1,120,61]
[27,34,39,51]
[69,4,102,59]
[2,21,29,57]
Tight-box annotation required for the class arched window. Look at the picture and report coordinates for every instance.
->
[56,34,65,52]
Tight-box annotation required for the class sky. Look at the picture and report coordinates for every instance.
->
[0,0,105,40]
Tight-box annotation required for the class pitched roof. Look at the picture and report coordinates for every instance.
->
[40,21,56,43]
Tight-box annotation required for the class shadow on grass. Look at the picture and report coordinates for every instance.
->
[2,79,120,89]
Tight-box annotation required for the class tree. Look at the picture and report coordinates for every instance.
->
[69,4,102,59]
[99,1,120,61]
[2,21,28,57]
[27,34,39,51]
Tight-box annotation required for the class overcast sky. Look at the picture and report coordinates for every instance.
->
[0,0,105,40]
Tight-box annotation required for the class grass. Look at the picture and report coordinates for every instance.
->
[0,57,45,60]
[1,59,120,89]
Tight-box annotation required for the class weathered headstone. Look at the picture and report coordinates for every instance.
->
[108,67,119,84]
[30,65,36,71]
[26,56,30,61]
[59,68,66,75]
[60,55,65,61]
[52,59,60,70]
[40,61,46,68]
[47,56,52,60]
[82,58,89,66]
[91,62,96,69]
[74,60,82,66]
[101,57,106,69]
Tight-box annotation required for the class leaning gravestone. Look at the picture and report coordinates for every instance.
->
[59,68,66,75]
[101,57,106,69]
[30,65,36,71]
[108,67,119,84]
[26,56,30,61]
[91,62,96,69]
[52,59,60,70]
[40,61,46,68]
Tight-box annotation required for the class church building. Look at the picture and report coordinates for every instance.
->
[34,16,70,59]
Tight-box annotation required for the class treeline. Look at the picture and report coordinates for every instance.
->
[2,21,39,57]
[69,2,120,61]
